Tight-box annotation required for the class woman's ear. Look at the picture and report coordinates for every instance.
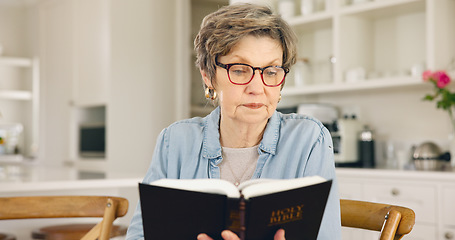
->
[200,69,213,88]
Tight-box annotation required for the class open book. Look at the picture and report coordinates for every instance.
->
[139,176,332,240]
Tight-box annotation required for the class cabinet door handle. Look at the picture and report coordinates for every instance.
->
[446,232,454,239]
[391,188,400,196]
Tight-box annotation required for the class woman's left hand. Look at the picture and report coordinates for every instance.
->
[197,229,285,240]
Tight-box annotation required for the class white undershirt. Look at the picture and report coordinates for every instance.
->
[219,145,259,186]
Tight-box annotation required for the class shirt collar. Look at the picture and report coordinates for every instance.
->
[202,107,280,159]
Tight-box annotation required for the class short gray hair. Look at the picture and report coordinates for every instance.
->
[194,3,297,88]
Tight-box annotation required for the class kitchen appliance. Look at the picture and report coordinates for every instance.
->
[79,122,106,158]
[332,115,362,166]
[297,103,338,127]
[358,125,375,168]
[297,104,363,166]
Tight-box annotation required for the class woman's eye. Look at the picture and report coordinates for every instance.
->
[265,70,278,76]
[230,66,249,75]
[232,70,246,75]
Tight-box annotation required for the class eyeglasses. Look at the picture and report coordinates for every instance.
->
[216,62,288,87]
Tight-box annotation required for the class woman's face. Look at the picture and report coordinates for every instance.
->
[202,35,283,126]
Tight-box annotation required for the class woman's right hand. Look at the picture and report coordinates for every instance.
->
[197,229,285,240]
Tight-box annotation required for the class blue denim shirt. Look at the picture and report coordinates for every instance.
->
[126,107,341,240]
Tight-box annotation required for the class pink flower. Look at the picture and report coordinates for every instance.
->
[432,70,451,88]
[422,70,433,81]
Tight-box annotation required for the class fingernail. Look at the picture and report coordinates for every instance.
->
[221,230,233,240]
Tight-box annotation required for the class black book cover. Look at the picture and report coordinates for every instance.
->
[139,179,332,240]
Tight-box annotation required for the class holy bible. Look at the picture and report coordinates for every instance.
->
[139,176,332,240]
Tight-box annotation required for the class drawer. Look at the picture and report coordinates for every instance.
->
[406,223,437,240]
[363,182,436,224]
[342,223,436,240]
[338,180,363,200]
[440,227,455,240]
[442,186,455,226]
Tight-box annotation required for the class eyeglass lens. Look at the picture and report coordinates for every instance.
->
[228,64,285,86]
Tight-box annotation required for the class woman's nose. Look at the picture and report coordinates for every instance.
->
[247,70,265,92]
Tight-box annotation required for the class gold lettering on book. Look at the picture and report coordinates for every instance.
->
[227,210,241,231]
[268,204,304,226]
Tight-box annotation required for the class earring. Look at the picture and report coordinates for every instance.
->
[205,88,217,100]
[278,94,282,103]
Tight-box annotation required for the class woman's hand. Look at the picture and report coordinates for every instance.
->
[197,229,285,240]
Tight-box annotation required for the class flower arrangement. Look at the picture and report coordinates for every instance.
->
[422,59,455,122]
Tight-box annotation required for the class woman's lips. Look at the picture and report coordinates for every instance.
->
[242,103,264,109]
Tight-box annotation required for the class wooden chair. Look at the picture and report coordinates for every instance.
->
[0,196,129,240]
[341,199,415,240]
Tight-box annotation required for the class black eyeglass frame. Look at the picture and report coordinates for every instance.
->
[216,62,289,87]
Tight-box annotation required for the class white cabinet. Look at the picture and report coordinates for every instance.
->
[441,186,455,240]
[337,168,455,240]
[38,0,116,165]
[442,186,455,227]
[0,57,39,159]
[40,0,109,109]
[278,0,455,97]
[441,227,455,240]
[72,0,109,107]
[38,0,75,164]
[408,224,438,240]
[363,182,437,224]
[38,0,182,172]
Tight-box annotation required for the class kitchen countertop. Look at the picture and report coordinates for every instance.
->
[336,167,455,181]
[2,163,454,193]
[0,163,143,193]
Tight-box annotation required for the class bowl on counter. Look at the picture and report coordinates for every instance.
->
[412,141,443,171]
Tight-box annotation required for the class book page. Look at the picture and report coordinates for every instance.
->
[240,176,327,200]
[149,178,241,198]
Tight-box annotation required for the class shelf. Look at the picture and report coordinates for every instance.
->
[0,154,24,163]
[339,0,425,19]
[286,11,333,31]
[0,90,33,100]
[0,56,32,67]
[282,76,423,96]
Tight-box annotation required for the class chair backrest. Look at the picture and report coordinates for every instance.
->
[0,196,129,240]
[340,199,415,240]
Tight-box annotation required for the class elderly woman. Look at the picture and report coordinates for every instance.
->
[126,3,341,240]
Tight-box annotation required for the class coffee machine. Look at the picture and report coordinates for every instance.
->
[297,104,361,167]
[331,115,362,167]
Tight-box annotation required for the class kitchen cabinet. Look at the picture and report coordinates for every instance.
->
[280,0,455,97]
[39,0,108,108]
[38,0,76,165]
[72,0,109,107]
[38,0,181,173]
[0,56,39,159]
[441,228,455,240]
[441,186,455,240]
[337,168,455,240]
[363,182,436,224]
[38,0,109,167]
